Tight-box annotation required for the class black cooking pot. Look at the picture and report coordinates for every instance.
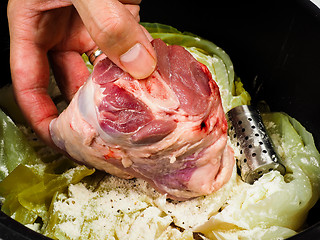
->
[1,0,320,239]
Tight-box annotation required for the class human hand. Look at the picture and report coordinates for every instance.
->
[7,0,156,145]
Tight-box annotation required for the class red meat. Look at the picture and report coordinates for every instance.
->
[50,39,234,200]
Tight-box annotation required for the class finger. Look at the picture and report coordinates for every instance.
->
[84,3,141,64]
[84,4,141,65]
[7,0,61,145]
[49,51,91,101]
[72,0,156,79]
[10,40,58,145]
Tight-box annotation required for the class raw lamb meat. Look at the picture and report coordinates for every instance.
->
[50,39,234,200]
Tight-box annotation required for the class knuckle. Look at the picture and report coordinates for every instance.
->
[125,4,140,20]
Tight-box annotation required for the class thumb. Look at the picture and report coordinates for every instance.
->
[72,0,156,79]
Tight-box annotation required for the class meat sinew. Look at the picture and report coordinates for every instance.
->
[49,39,234,200]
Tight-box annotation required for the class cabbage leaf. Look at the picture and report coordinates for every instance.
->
[0,109,41,181]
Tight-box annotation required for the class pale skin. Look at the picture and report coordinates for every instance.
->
[7,0,156,145]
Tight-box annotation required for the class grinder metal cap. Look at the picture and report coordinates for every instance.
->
[227,105,286,184]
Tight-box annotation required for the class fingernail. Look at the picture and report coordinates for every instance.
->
[120,43,156,79]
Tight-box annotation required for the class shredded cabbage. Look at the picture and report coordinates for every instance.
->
[0,23,319,240]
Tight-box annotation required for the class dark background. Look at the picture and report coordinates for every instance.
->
[0,1,10,85]
[1,0,320,239]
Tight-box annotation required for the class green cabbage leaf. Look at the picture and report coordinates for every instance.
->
[0,109,41,181]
